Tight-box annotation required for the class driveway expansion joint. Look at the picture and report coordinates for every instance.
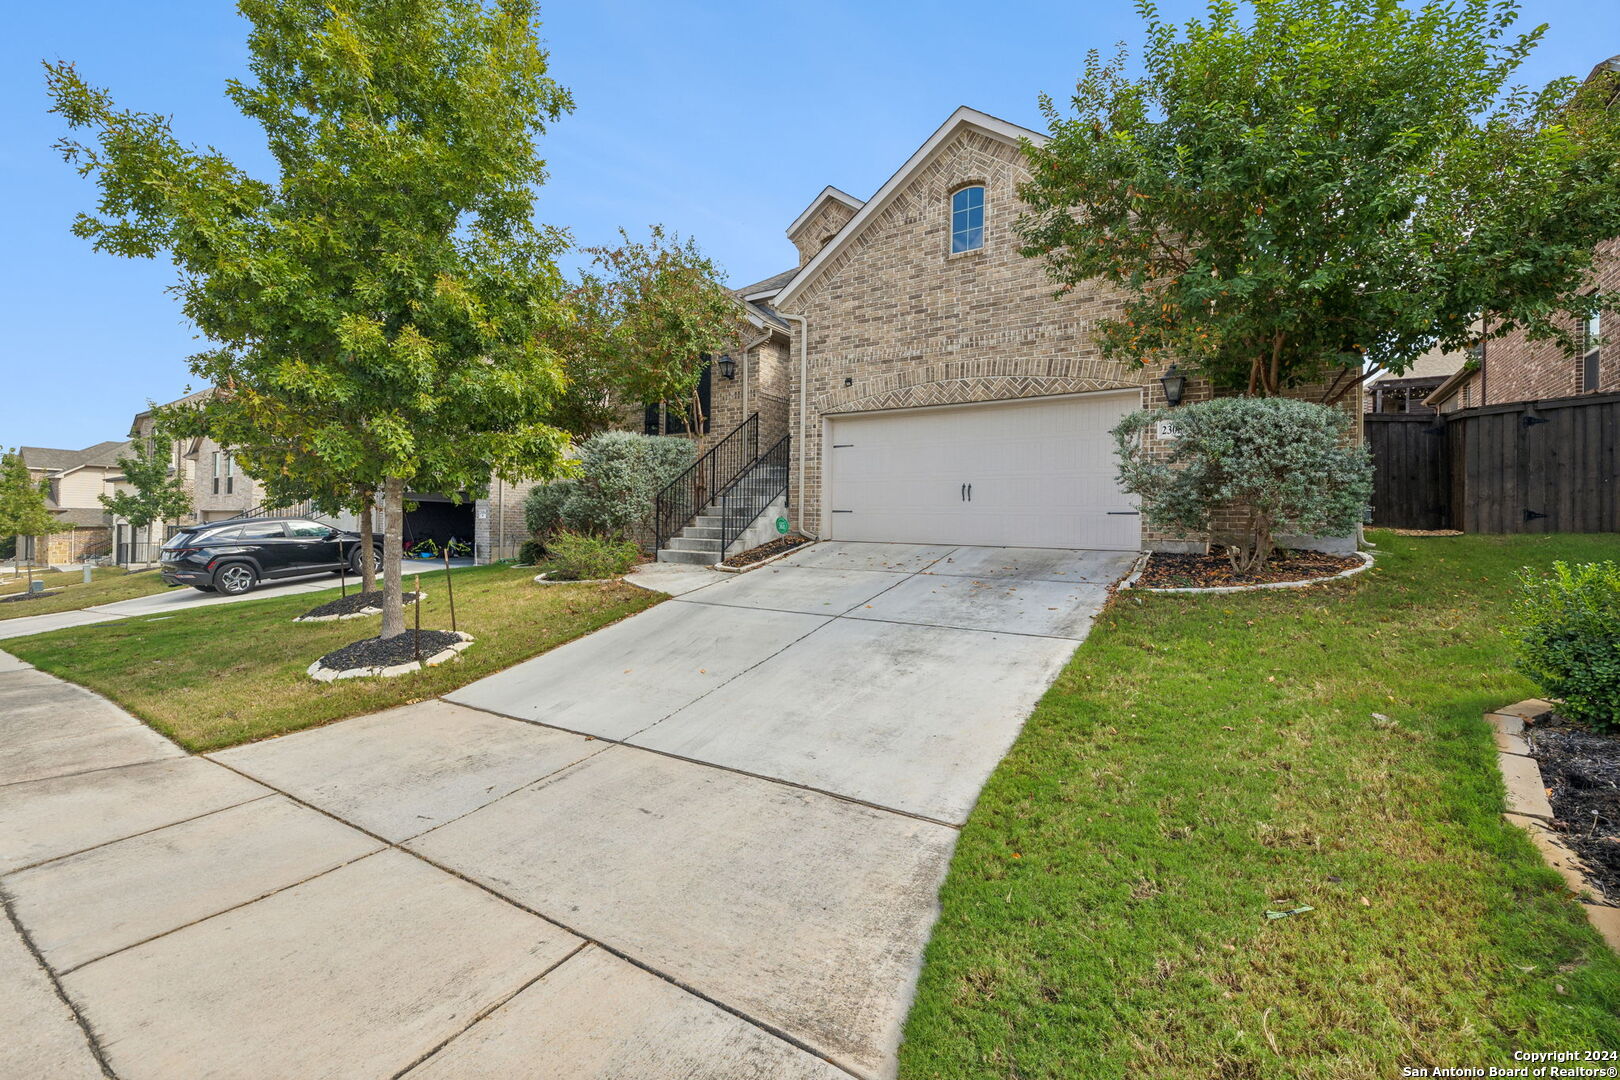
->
[0,885,116,1079]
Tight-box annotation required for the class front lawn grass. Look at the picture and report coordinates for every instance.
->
[0,566,169,618]
[900,532,1620,1080]
[4,564,660,751]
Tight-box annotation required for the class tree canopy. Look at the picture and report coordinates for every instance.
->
[48,0,577,636]
[550,227,752,438]
[0,450,64,570]
[1017,0,1620,400]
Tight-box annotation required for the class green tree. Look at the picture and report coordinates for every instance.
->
[1018,0,1620,401]
[48,0,575,639]
[553,227,752,438]
[99,434,193,541]
[0,449,66,584]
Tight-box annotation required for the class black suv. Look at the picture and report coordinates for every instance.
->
[160,517,382,596]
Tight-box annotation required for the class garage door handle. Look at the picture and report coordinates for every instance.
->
[1107,510,1140,515]
[967,483,972,502]
[960,483,966,502]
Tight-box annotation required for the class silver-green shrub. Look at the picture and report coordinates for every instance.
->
[523,432,695,543]
[1113,397,1371,571]
[1510,560,1620,732]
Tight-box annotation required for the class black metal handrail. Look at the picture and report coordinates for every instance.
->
[716,435,791,557]
[653,413,759,550]
[239,498,315,520]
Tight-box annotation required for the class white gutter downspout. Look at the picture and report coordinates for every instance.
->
[776,311,818,539]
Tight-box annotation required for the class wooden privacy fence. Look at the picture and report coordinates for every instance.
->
[1365,392,1620,533]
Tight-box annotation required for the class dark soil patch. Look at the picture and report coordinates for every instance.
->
[0,589,64,603]
[316,629,463,672]
[723,535,808,568]
[299,590,421,620]
[1528,714,1620,901]
[1136,549,1361,589]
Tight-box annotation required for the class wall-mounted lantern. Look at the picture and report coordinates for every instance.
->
[717,355,737,380]
[1159,363,1187,407]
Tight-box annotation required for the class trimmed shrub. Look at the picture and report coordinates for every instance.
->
[1113,397,1371,572]
[1510,560,1620,732]
[516,538,546,566]
[521,432,695,543]
[523,478,577,542]
[546,530,639,581]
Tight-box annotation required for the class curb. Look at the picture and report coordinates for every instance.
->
[1488,699,1620,951]
[1123,550,1374,595]
[306,631,474,682]
[293,591,425,623]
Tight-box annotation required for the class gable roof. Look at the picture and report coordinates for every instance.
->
[19,441,131,474]
[784,186,865,241]
[129,388,214,437]
[772,107,1045,311]
[731,268,798,301]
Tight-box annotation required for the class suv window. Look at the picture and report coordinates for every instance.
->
[162,531,200,550]
[286,520,331,538]
[236,521,287,540]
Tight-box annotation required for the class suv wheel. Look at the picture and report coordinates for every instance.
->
[351,546,383,575]
[214,562,258,596]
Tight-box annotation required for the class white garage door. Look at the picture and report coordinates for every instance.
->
[824,391,1141,550]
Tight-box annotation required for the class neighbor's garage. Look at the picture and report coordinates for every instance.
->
[823,390,1141,549]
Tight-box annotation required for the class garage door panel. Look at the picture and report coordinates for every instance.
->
[825,392,1141,551]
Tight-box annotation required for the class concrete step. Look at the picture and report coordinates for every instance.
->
[656,548,719,565]
[681,526,723,540]
[668,536,723,553]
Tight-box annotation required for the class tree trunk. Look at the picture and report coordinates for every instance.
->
[359,490,377,593]
[379,477,406,639]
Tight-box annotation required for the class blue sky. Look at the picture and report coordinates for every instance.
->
[3,0,1614,450]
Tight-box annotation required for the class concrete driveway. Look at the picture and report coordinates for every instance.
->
[1,542,1133,1080]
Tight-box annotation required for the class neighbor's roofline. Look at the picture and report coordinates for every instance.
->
[784,186,865,241]
[773,107,1045,311]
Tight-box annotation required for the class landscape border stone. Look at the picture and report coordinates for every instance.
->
[1488,699,1619,951]
[1122,550,1373,594]
[305,631,474,682]
[293,591,424,623]
[532,573,616,585]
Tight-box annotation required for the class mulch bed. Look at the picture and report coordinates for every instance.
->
[1136,549,1362,589]
[316,630,463,672]
[722,535,808,568]
[1528,714,1620,901]
[299,590,421,620]
[0,589,64,604]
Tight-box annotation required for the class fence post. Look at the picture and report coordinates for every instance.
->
[443,546,456,634]
[413,573,422,665]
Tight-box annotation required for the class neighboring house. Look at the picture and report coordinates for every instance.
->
[1427,236,1619,413]
[13,441,131,565]
[1428,56,1620,414]
[1364,344,1470,415]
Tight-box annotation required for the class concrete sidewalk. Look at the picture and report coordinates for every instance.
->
[0,542,1131,1079]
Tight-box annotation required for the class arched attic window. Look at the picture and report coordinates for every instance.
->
[950,185,985,253]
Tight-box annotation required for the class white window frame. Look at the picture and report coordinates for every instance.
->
[1580,309,1601,392]
[950,184,985,255]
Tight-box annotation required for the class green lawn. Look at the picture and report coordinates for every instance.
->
[0,566,170,618]
[900,532,1620,1080]
[4,564,660,751]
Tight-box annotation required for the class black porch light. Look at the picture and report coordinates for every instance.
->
[1159,363,1187,407]
[717,354,737,380]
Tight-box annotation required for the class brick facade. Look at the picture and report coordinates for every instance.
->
[776,125,1149,537]
[1429,239,1618,412]
[788,193,860,266]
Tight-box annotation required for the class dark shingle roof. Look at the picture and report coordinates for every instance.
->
[19,441,131,473]
[730,268,797,299]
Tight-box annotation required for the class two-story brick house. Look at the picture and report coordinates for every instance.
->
[12,442,130,565]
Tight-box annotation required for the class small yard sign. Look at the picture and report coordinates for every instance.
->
[775,516,790,535]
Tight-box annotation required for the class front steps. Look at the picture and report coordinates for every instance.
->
[655,464,788,566]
